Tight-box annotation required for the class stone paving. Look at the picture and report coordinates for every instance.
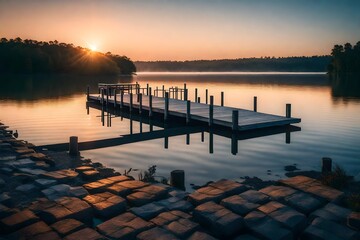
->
[0,124,359,239]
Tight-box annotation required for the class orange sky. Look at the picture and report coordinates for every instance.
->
[1,0,359,61]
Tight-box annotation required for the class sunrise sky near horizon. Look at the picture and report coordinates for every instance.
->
[1,0,359,61]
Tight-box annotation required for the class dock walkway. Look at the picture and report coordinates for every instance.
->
[88,92,300,131]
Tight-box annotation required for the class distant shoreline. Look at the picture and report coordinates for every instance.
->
[136,71,327,75]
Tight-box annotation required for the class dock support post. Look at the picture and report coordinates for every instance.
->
[221,91,224,106]
[139,93,142,114]
[254,96,257,112]
[186,100,191,124]
[184,89,188,101]
[209,130,214,154]
[170,170,185,190]
[206,89,208,104]
[106,86,109,105]
[201,131,204,142]
[186,134,190,145]
[69,136,79,156]
[231,133,238,155]
[286,104,291,118]
[146,83,149,95]
[149,87,153,117]
[162,85,165,97]
[195,88,198,102]
[86,85,90,101]
[114,89,117,107]
[120,90,124,109]
[322,157,332,173]
[156,87,158,97]
[198,97,201,103]
[209,96,214,127]
[232,110,239,131]
[101,88,104,105]
[129,93,133,112]
[164,92,169,121]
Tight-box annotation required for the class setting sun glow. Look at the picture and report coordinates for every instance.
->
[89,44,97,52]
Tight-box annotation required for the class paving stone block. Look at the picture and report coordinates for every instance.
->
[164,218,199,238]
[106,175,132,183]
[0,210,39,233]
[193,201,243,238]
[244,211,293,240]
[285,191,324,215]
[310,217,357,240]
[127,191,166,207]
[136,185,169,199]
[107,182,132,196]
[209,179,248,196]
[257,201,286,215]
[259,185,297,201]
[168,189,189,199]
[82,170,100,180]
[0,204,18,218]
[69,186,89,198]
[221,195,260,216]
[130,203,167,220]
[150,210,192,226]
[239,190,270,204]
[51,218,85,237]
[97,212,154,239]
[39,197,92,224]
[83,192,126,219]
[5,221,54,240]
[34,178,57,188]
[75,166,95,173]
[18,167,46,175]
[187,231,218,240]
[301,225,343,240]
[136,227,179,240]
[64,227,107,240]
[0,192,12,206]
[347,212,360,230]
[15,183,38,193]
[268,206,307,234]
[157,197,193,212]
[188,186,225,206]
[83,181,109,194]
[6,158,36,168]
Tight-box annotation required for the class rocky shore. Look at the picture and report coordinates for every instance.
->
[0,122,359,239]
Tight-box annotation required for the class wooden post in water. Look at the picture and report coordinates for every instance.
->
[186,100,191,124]
[170,170,185,190]
[209,96,214,127]
[186,134,190,145]
[254,96,257,112]
[156,87,158,97]
[286,104,291,118]
[221,91,224,106]
[183,83,187,100]
[231,133,238,155]
[322,157,332,173]
[129,93,133,112]
[120,90,124,109]
[101,88,104,105]
[209,130,214,154]
[139,93,142,114]
[114,89,117,107]
[206,89,208,104]
[164,92,169,121]
[69,136,79,156]
[86,85,90,101]
[149,87,153,117]
[146,83,149,95]
[232,110,239,131]
[195,88,198,102]
[106,86,109,105]
[162,85,165,97]
[198,97,201,103]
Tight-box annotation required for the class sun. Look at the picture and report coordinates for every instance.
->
[89,44,97,52]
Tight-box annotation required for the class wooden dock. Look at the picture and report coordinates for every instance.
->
[87,83,300,131]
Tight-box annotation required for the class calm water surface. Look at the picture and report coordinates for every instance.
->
[0,73,359,190]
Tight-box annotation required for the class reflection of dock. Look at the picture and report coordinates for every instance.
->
[88,83,301,131]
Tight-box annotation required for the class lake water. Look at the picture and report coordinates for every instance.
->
[0,72,359,190]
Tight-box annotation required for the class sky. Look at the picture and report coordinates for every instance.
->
[1,0,360,61]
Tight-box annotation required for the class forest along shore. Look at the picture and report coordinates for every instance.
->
[0,122,359,239]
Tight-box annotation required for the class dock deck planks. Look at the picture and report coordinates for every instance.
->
[89,93,300,131]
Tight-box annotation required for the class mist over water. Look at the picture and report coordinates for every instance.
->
[0,72,359,190]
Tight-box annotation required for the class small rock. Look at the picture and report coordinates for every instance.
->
[51,218,85,237]
[130,203,166,220]
[64,227,106,240]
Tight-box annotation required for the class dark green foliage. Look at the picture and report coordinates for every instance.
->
[136,56,331,72]
[0,37,136,75]
[139,165,157,182]
[321,164,350,190]
[328,41,360,76]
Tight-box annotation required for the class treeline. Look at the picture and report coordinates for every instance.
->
[328,41,360,76]
[0,37,136,75]
[135,56,331,72]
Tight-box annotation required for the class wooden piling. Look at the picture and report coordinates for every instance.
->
[286,104,291,118]
[120,90,124,109]
[170,170,185,190]
[209,96,214,126]
[254,96,257,112]
[232,110,238,131]
[164,92,169,121]
[162,85,165,97]
[195,88,198,102]
[221,91,224,106]
[139,93,142,114]
[209,130,214,154]
[184,89,188,101]
[146,83,149,95]
[69,136,79,156]
[206,89,208,104]
[231,133,238,155]
[129,93,133,112]
[149,87,153,117]
[101,88,104,105]
[114,89,117,107]
[106,86,109,104]
[86,85,90,101]
[198,97,201,103]
[186,134,190,145]
[156,87,159,97]
[322,157,332,173]
[186,100,191,124]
